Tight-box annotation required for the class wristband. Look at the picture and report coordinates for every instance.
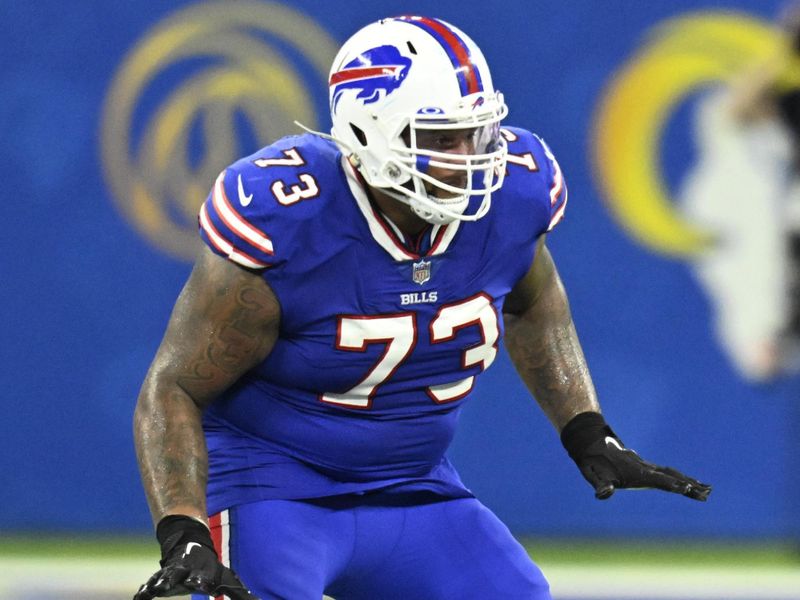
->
[156,515,215,559]
[560,411,617,462]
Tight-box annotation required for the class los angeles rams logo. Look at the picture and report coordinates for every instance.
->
[591,11,780,257]
[100,0,338,260]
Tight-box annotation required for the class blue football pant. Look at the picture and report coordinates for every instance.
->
[194,495,551,599]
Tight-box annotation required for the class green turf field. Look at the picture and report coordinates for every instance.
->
[4,535,795,563]
[2,536,798,599]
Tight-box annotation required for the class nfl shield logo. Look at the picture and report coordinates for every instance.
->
[412,259,431,285]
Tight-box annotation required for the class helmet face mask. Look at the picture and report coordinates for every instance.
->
[329,16,508,224]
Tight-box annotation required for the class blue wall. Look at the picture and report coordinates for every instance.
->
[2,0,797,537]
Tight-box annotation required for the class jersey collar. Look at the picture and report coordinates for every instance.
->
[342,156,460,261]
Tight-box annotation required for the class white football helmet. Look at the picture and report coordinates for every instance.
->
[328,16,508,224]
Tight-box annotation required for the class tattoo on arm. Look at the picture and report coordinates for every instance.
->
[504,241,599,431]
[175,283,278,401]
[134,391,209,522]
[134,247,280,524]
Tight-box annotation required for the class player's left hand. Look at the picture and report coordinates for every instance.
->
[560,412,712,501]
[133,515,260,600]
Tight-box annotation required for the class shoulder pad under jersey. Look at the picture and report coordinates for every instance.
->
[501,126,568,234]
[198,134,342,269]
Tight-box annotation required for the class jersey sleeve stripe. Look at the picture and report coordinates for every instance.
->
[200,203,270,269]
[535,135,568,231]
[536,135,565,207]
[211,171,275,255]
[547,186,568,231]
[548,153,564,207]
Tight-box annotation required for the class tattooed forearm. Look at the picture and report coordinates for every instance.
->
[134,390,208,523]
[504,308,599,430]
[504,241,599,431]
[133,247,280,526]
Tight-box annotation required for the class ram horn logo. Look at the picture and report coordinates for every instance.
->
[99,1,338,261]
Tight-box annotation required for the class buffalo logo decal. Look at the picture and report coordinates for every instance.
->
[330,45,412,112]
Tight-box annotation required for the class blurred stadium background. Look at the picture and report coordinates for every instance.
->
[2,0,800,598]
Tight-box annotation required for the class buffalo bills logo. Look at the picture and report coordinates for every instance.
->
[330,45,412,113]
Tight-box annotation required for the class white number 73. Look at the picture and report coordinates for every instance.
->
[321,294,499,409]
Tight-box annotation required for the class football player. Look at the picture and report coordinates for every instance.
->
[133,15,711,600]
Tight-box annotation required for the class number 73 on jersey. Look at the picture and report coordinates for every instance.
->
[321,293,500,409]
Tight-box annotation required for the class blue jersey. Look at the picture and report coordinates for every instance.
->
[197,128,567,514]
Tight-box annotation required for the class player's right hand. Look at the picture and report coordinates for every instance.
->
[133,515,259,600]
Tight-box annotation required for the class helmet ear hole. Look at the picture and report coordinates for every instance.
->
[400,125,411,146]
[350,124,368,147]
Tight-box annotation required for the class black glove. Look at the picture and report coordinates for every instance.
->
[133,515,259,600]
[560,412,712,501]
